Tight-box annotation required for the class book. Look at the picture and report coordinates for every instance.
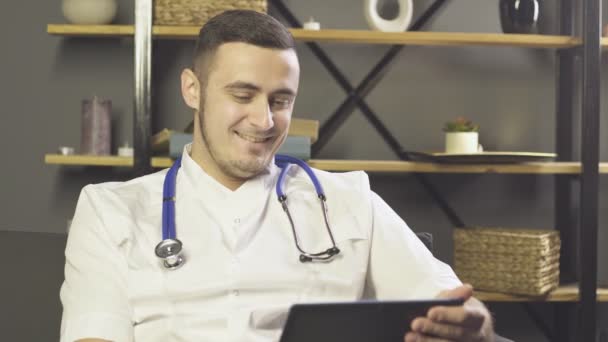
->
[277,136,311,160]
[286,118,319,143]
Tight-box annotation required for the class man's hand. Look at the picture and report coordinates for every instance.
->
[404,284,494,342]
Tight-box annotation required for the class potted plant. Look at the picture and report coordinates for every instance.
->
[443,117,480,154]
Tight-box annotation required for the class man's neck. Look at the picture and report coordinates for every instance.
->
[189,142,245,191]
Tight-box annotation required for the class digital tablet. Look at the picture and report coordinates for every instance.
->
[279,298,465,342]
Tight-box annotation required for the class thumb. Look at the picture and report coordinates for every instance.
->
[436,284,474,301]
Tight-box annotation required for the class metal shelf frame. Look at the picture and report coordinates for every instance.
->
[131,0,602,340]
[579,0,601,341]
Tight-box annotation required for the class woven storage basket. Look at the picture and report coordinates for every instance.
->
[154,0,267,26]
[454,227,561,296]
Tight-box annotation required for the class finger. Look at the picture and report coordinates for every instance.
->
[411,317,468,340]
[436,284,473,300]
[427,305,485,330]
[404,332,451,342]
[407,329,485,342]
[404,332,418,342]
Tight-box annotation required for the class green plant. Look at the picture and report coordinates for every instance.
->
[443,117,479,132]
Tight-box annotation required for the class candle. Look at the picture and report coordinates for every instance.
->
[80,96,112,155]
[303,17,320,30]
[118,142,134,157]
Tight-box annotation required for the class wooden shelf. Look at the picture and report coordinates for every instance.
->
[44,154,169,168]
[290,30,581,48]
[307,160,608,174]
[47,24,135,37]
[475,284,608,302]
[47,24,582,48]
[45,154,608,174]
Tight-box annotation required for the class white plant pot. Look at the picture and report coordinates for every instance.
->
[445,132,479,154]
[62,0,118,25]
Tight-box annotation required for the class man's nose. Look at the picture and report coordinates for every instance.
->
[249,100,274,130]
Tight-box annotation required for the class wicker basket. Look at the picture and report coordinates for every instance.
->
[154,0,267,26]
[454,227,561,296]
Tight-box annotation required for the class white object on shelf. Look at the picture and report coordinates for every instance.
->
[62,0,118,25]
[58,146,75,155]
[364,0,413,32]
[118,142,134,157]
[445,132,480,154]
[303,17,321,30]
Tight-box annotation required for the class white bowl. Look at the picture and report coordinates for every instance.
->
[62,0,118,25]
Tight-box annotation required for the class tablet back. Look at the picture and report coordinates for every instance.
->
[279,299,464,342]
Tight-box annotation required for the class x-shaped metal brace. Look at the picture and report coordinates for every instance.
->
[270,0,464,228]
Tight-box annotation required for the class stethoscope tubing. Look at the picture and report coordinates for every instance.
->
[162,157,181,240]
[156,154,340,268]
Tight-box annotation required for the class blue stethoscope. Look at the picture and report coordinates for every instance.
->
[154,154,341,270]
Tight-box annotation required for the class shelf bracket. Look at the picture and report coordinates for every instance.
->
[578,0,601,340]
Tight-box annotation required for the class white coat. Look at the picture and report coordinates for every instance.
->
[60,145,461,342]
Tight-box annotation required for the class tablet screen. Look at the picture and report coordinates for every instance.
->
[279,298,464,342]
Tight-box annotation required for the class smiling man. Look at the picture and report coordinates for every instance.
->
[182,37,299,190]
[60,10,495,342]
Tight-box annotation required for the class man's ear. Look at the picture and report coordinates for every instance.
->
[181,68,200,110]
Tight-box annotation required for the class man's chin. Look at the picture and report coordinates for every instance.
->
[226,156,271,178]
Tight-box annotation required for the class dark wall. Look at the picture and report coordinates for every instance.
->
[0,232,66,341]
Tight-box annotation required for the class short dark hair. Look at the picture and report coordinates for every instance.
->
[192,10,295,75]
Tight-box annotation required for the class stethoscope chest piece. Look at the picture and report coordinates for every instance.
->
[155,238,185,270]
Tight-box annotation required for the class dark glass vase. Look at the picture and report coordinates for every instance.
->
[499,0,540,34]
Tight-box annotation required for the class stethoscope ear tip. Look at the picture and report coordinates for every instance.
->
[299,247,341,263]
[299,254,313,263]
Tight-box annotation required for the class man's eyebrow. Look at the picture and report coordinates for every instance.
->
[224,81,260,91]
[224,81,296,96]
[273,88,296,96]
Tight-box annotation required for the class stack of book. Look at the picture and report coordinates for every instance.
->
[152,118,319,160]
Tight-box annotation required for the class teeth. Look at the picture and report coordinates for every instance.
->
[236,132,269,143]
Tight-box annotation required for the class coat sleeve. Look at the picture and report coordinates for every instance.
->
[364,191,462,299]
[60,185,133,342]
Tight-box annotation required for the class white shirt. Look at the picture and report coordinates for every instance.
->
[60,146,461,342]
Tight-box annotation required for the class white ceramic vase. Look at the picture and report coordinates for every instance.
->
[62,0,118,25]
[445,132,479,154]
[364,0,413,32]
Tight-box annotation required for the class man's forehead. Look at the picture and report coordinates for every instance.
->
[213,42,298,66]
[209,43,299,87]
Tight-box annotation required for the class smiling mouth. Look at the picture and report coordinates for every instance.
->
[235,131,272,143]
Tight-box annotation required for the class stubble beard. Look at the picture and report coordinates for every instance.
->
[197,107,271,181]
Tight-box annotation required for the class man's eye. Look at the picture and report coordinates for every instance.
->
[271,98,292,109]
[233,94,253,102]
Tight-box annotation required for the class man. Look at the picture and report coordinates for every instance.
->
[60,10,495,342]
